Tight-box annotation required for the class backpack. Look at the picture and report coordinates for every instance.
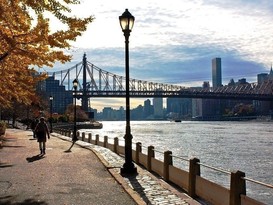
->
[36,122,46,133]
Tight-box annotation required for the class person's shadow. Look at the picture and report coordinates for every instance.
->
[26,155,45,163]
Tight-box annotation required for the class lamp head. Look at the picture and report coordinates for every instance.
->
[49,96,53,101]
[119,9,135,33]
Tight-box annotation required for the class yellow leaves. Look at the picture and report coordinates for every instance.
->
[0,0,93,108]
[0,54,46,108]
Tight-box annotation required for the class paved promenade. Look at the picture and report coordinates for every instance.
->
[0,129,201,205]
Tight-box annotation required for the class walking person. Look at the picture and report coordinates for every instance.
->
[34,117,50,155]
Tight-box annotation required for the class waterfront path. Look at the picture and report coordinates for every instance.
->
[0,129,201,205]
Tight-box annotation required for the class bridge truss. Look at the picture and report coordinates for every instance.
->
[45,54,273,111]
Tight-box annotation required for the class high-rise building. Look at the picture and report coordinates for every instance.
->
[257,73,268,84]
[153,97,163,119]
[212,58,222,88]
[166,98,192,119]
[255,67,273,115]
[143,99,153,118]
[193,58,223,120]
[37,76,73,114]
[102,107,114,120]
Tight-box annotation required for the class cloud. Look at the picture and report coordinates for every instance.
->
[62,0,273,70]
[46,42,268,87]
[42,0,273,111]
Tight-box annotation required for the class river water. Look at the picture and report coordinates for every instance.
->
[82,121,273,204]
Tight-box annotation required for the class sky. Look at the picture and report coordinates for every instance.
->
[42,0,273,111]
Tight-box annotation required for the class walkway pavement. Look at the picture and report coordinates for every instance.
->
[0,129,202,205]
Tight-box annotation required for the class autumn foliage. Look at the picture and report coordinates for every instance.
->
[65,104,89,122]
[0,0,93,108]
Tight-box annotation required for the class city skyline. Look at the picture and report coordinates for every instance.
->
[40,0,273,111]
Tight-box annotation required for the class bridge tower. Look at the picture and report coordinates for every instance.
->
[82,53,89,114]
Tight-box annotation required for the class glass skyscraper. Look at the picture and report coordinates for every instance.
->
[212,58,222,88]
[38,76,73,114]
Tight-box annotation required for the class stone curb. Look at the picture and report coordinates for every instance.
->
[90,147,147,205]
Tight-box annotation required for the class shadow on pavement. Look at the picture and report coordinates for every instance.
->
[26,155,45,163]
[125,174,151,204]
[64,141,76,153]
[0,163,13,168]
[0,197,48,205]
[1,145,24,148]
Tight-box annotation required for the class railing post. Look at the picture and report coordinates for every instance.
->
[135,142,142,164]
[114,137,119,154]
[88,133,92,143]
[188,157,200,198]
[95,134,99,145]
[82,132,85,141]
[147,146,154,171]
[163,150,173,181]
[229,170,246,205]
[104,135,108,148]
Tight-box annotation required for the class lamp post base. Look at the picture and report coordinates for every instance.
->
[120,163,137,175]
[121,130,137,175]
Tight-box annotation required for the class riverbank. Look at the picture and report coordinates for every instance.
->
[53,121,103,129]
[57,125,272,205]
[79,120,272,204]
[191,115,272,121]
[0,129,201,205]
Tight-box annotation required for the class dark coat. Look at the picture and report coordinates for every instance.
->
[35,122,50,142]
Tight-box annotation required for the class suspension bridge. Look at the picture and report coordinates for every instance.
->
[45,54,273,112]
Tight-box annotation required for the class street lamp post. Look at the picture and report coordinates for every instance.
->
[73,79,78,142]
[49,96,53,133]
[119,9,137,174]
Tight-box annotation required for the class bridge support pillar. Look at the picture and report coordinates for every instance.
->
[82,53,89,114]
